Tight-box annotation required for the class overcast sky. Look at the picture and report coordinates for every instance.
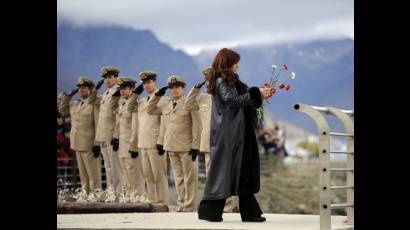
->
[57,0,354,55]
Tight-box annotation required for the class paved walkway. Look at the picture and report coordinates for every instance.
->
[57,212,353,230]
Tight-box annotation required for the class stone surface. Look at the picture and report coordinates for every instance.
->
[57,212,353,230]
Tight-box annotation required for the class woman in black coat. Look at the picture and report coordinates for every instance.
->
[198,48,272,222]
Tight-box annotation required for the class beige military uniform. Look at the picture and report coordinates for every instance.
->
[115,82,145,195]
[147,79,201,212]
[129,89,169,205]
[95,85,123,192]
[185,86,235,212]
[58,78,102,193]
[185,88,211,168]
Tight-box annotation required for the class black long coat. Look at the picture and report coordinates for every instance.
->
[202,75,263,200]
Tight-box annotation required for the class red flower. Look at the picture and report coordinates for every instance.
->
[285,85,290,91]
[279,83,285,89]
[283,64,288,70]
[272,88,276,94]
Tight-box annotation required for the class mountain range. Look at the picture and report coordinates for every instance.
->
[57,22,354,133]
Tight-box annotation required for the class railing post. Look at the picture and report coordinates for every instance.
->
[294,103,354,229]
[293,103,332,230]
[328,107,354,225]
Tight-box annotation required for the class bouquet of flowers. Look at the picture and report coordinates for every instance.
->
[256,64,296,127]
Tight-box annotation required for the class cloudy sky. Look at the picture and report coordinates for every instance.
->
[57,0,354,55]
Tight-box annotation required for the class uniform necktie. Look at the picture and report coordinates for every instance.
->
[173,102,177,109]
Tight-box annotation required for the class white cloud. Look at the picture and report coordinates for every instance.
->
[57,0,354,55]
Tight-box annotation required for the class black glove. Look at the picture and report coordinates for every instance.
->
[156,144,165,155]
[92,145,101,158]
[189,149,199,161]
[68,88,79,97]
[111,138,119,151]
[133,83,144,95]
[112,88,121,97]
[96,79,105,90]
[129,150,139,159]
[195,80,206,89]
[155,86,169,97]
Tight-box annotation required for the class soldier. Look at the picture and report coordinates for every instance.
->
[95,66,123,193]
[147,75,201,212]
[185,68,236,213]
[58,77,104,193]
[112,77,146,196]
[129,71,169,205]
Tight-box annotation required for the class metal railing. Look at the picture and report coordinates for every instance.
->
[57,155,80,189]
[57,155,107,190]
[57,153,176,190]
[294,103,354,230]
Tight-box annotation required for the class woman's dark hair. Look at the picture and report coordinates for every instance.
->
[207,48,240,94]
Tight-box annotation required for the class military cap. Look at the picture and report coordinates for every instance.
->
[201,67,212,77]
[167,75,187,88]
[101,66,120,78]
[76,76,95,88]
[139,71,158,81]
[117,76,137,88]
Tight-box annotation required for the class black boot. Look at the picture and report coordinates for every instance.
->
[239,193,265,222]
[242,216,266,222]
[199,216,223,222]
[198,199,225,222]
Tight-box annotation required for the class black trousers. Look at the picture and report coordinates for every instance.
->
[198,193,263,220]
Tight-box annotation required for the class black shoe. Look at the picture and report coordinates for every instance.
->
[242,216,266,222]
[198,216,223,222]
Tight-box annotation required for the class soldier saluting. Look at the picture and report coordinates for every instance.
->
[147,75,201,212]
[115,77,145,196]
[58,77,104,193]
[95,66,123,193]
[129,71,169,206]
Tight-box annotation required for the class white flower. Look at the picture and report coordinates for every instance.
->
[289,72,296,79]
[271,65,277,74]
[93,189,105,202]
[139,192,150,203]
[118,186,129,203]
[119,194,129,203]
[87,193,97,202]
[129,192,140,203]
[57,189,66,203]
[104,187,117,202]
[74,186,88,203]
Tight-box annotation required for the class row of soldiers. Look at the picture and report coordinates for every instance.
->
[57,66,234,212]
